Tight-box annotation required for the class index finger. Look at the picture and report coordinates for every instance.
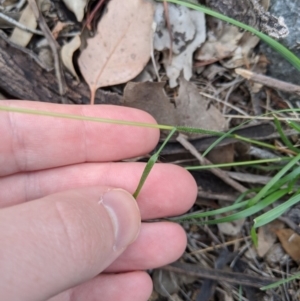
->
[0,100,160,176]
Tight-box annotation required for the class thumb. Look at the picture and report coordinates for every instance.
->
[0,187,141,301]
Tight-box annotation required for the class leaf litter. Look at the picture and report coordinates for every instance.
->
[78,0,155,104]
[61,0,88,22]
[2,0,300,299]
[61,35,81,81]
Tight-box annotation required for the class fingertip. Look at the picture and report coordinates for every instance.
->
[122,107,160,153]
[139,164,198,218]
[69,271,153,301]
[0,186,142,301]
[109,222,188,271]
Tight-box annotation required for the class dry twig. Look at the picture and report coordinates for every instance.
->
[27,0,67,103]
[176,134,248,193]
[0,11,43,35]
[0,30,52,71]
[189,236,251,254]
[163,261,279,288]
[235,68,300,95]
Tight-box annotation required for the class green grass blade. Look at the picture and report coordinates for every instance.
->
[176,125,228,137]
[273,116,300,153]
[158,0,300,71]
[260,272,300,290]
[202,124,244,157]
[133,127,177,198]
[233,135,277,150]
[251,226,258,246]
[253,191,300,228]
[169,200,249,221]
[266,166,300,193]
[185,157,285,170]
[199,188,289,225]
[170,188,288,223]
[0,106,279,154]
[234,188,261,204]
[247,153,300,207]
[0,105,174,131]
[287,120,300,132]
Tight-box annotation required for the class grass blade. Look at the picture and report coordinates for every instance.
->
[260,272,300,290]
[273,116,300,153]
[170,188,288,223]
[202,123,244,157]
[169,200,248,221]
[198,188,289,225]
[185,157,285,170]
[287,120,300,132]
[0,105,174,131]
[247,153,300,207]
[253,191,300,228]
[133,127,177,198]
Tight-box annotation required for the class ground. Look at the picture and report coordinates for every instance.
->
[1,0,300,300]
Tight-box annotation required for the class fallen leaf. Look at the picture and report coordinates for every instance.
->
[123,81,176,135]
[10,4,37,47]
[195,22,242,63]
[38,47,53,70]
[195,15,260,69]
[154,3,206,87]
[175,78,227,134]
[62,0,88,22]
[61,35,81,81]
[221,32,260,69]
[123,79,233,165]
[123,79,228,140]
[264,243,289,267]
[123,79,233,163]
[217,217,244,236]
[257,220,284,257]
[175,79,233,165]
[78,0,155,104]
[276,228,300,263]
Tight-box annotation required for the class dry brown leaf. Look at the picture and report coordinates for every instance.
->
[123,81,176,135]
[195,23,242,63]
[123,79,234,163]
[264,243,289,267]
[175,78,227,135]
[78,0,155,104]
[61,35,81,81]
[175,78,234,164]
[10,4,37,47]
[257,220,284,257]
[276,228,300,263]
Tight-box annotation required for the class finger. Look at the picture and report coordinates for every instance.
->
[0,187,141,301]
[107,222,187,272]
[0,163,198,220]
[0,100,159,176]
[48,272,152,301]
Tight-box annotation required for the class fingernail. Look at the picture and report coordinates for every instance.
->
[102,189,141,251]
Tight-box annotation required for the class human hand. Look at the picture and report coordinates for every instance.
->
[0,100,197,301]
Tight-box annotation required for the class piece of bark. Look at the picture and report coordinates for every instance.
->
[0,37,121,104]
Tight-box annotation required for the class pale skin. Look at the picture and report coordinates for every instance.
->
[0,100,197,301]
